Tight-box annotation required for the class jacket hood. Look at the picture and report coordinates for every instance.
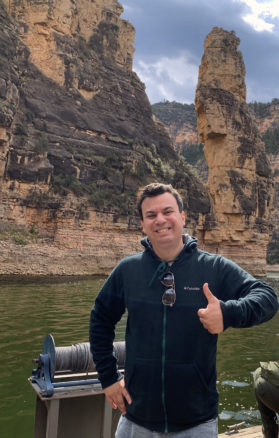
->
[141,233,197,256]
[141,234,198,286]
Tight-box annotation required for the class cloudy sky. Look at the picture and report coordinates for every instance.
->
[121,0,279,105]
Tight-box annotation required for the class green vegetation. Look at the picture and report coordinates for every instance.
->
[152,101,197,126]
[53,173,85,197]
[14,124,27,135]
[89,185,136,215]
[180,143,204,165]
[0,37,16,60]
[248,101,270,117]
[25,109,35,123]
[137,143,176,181]
[52,171,136,214]
[34,133,49,154]
[101,153,120,178]
[89,22,120,55]
[47,135,203,214]
[248,98,279,118]
[77,36,92,60]
[29,224,38,235]
[262,127,279,155]
[13,235,28,245]
[0,223,40,245]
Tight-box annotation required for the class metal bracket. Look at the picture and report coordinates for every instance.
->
[31,353,54,397]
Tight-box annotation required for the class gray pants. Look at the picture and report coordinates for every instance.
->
[254,367,279,438]
[115,415,218,438]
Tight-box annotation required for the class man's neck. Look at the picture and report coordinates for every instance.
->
[153,241,184,262]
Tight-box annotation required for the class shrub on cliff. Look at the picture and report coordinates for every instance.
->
[181,143,204,165]
[152,101,197,126]
[262,127,279,155]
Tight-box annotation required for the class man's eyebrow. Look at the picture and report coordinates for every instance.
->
[144,206,175,215]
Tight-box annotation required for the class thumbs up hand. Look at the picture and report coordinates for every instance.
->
[197,283,224,334]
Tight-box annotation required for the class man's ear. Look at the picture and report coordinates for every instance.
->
[181,211,186,226]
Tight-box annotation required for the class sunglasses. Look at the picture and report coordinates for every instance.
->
[161,271,176,307]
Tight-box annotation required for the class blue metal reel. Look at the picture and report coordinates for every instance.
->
[42,334,56,381]
[30,334,125,397]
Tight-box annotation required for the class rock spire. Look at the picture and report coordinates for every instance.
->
[195,27,273,276]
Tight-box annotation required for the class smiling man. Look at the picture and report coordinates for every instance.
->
[140,190,186,260]
[90,182,278,438]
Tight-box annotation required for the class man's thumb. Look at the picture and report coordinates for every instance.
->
[203,283,215,302]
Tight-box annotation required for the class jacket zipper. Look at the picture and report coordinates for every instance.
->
[161,305,168,433]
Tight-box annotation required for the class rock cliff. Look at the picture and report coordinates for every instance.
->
[152,102,199,150]
[152,100,279,153]
[195,27,273,276]
[152,101,208,183]
[152,99,279,266]
[0,0,211,276]
[0,4,273,277]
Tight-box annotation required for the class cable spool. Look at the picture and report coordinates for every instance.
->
[42,334,125,375]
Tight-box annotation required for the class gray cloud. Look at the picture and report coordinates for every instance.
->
[122,0,279,103]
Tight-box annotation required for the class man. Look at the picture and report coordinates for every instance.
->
[90,182,278,437]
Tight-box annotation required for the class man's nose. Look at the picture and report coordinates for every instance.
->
[155,213,166,223]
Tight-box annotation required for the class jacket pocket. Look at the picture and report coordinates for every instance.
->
[164,361,209,423]
[125,358,164,423]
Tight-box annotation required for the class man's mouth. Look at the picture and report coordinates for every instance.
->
[156,227,170,233]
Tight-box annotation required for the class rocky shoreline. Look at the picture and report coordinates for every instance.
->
[1,236,278,279]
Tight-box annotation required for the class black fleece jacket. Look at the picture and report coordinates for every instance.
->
[90,235,278,433]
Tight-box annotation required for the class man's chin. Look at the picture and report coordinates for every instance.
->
[152,234,173,244]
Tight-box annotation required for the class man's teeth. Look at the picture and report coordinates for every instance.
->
[157,228,169,233]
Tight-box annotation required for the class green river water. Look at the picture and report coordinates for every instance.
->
[0,276,278,437]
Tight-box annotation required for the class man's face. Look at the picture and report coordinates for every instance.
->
[140,192,185,251]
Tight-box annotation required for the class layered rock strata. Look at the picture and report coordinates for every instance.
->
[195,27,273,276]
[0,0,211,276]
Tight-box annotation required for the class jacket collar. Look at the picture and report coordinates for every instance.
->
[141,234,198,286]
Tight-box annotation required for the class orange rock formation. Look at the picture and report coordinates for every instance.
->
[195,27,273,276]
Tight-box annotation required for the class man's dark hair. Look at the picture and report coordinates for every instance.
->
[137,182,184,220]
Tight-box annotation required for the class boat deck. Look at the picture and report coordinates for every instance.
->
[219,425,262,437]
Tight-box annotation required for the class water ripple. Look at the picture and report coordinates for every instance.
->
[0,276,278,437]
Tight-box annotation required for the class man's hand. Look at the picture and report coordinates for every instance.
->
[197,283,224,334]
[103,378,132,414]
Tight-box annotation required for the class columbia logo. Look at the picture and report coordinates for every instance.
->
[184,286,200,291]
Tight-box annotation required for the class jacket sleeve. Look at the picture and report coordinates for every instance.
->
[89,264,126,389]
[216,256,279,330]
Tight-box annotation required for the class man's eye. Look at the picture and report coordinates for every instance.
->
[146,214,156,219]
[164,210,173,215]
